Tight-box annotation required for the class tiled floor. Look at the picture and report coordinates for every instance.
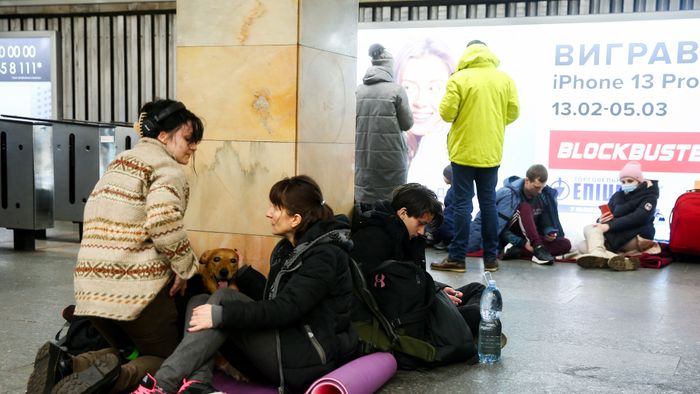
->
[2,224,699,393]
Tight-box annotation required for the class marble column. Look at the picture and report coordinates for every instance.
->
[176,0,357,275]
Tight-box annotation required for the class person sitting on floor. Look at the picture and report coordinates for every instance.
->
[133,175,358,393]
[27,99,206,394]
[351,184,492,357]
[576,161,659,271]
[456,164,571,270]
[426,164,455,251]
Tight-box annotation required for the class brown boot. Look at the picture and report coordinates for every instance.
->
[608,255,640,271]
[576,255,608,268]
[26,341,70,394]
[72,348,120,373]
[430,257,466,273]
[484,259,499,272]
[52,353,120,394]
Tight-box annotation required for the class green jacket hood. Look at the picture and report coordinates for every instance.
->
[455,44,500,72]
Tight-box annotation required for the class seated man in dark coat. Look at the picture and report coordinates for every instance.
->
[350,183,486,340]
[452,164,571,270]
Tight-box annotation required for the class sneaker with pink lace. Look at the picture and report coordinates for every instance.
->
[176,378,224,394]
[132,373,168,394]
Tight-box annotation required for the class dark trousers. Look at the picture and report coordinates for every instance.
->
[155,289,279,392]
[503,202,571,256]
[89,287,180,392]
[454,282,486,337]
[448,163,499,261]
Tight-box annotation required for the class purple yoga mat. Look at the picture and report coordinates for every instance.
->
[305,352,397,394]
[212,352,396,394]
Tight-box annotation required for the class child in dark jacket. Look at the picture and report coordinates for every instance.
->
[427,165,454,250]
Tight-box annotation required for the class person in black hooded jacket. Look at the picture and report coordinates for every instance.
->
[134,175,358,393]
[577,161,660,271]
[350,183,486,341]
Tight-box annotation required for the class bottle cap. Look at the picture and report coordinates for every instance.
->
[483,271,494,284]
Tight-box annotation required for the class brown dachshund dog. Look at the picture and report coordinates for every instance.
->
[197,248,248,382]
[199,248,240,293]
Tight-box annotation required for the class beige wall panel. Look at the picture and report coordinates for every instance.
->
[296,142,355,216]
[186,230,279,277]
[177,46,298,142]
[184,140,295,235]
[297,46,356,144]
[299,0,358,57]
[177,0,298,47]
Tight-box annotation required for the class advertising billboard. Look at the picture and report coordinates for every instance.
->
[358,11,700,244]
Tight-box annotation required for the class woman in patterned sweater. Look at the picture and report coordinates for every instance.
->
[30,99,205,394]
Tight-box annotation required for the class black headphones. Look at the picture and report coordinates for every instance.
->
[140,101,186,135]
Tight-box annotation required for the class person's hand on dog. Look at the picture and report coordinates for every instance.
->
[169,275,187,297]
[188,304,214,332]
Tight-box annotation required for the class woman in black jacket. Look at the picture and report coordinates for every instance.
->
[134,175,358,393]
[577,161,659,271]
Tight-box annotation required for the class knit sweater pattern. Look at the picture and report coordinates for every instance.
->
[74,138,199,321]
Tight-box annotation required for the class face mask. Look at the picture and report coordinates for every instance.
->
[621,184,637,194]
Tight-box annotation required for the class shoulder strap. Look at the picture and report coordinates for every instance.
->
[350,258,400,344]
[54,321,71,347]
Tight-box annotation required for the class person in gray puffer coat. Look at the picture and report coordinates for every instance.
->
[355,43,414,204]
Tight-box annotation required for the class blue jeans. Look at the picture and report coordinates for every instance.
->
[448,163,499,262]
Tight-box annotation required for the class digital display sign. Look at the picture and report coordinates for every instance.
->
[0,36,52,81]
[0,31,60,119]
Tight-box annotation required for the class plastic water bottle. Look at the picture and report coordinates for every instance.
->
[478,273,503,363]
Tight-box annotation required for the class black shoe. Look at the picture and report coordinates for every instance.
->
[501,243,522,260]
[52,353,120,394]
[531,245,554,265]
[26,341,70,394]
[433,240,449,251]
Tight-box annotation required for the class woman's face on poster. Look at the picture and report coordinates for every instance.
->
[400,55,450,136]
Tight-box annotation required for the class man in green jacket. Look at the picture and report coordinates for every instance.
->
[430,40,519,273]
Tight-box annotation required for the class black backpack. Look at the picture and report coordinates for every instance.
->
[55,305,110,356]
[350,258,437,369]
[350,258,475,369]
